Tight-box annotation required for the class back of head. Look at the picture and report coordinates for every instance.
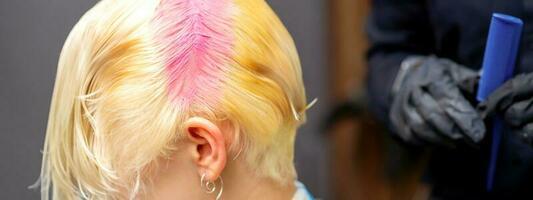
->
[39,0,307,199]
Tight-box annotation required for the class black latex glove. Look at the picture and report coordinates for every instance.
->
[390,56,486,146]
[479,73,533,146]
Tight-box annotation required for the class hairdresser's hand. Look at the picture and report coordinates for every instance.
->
[479,73,533,146]
[390,56,486,146]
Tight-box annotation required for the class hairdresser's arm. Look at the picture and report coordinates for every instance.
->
[366,0,434,125]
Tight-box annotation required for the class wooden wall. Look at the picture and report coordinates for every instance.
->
[327,1,430,199]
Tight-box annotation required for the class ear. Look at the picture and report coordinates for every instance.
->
[184,117,227,182]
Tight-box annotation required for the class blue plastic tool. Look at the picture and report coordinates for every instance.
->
[477,13,523,191]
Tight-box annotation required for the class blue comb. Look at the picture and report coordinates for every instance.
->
[477,13,523,191]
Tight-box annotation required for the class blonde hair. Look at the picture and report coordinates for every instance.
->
[38,0,308,199]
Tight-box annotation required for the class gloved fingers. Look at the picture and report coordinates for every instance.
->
[404,104,452,145]
[479,73,533,118]
[504,98,533,127]
[503,73,533,97]
[425,57,479,86]
[389,63,437,145]
[427,79,486,142]
[401,91,453,145]
[410,86,462,140]
[389,56,485,146]
[390,92,422,144]
[429,59,480,102]
[456,74,480,98]
[435,58,480,102]
[452,66,480,99]
[442,58,479,83]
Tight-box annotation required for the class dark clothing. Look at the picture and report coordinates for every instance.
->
[366,0,533,198]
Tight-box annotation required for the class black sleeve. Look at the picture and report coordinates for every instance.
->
[366,0,435,127]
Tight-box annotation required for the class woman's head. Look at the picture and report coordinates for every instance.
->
[40,0,307,199]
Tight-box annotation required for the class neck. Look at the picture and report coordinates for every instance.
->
[146,156,296,200]
[221,159,296,200]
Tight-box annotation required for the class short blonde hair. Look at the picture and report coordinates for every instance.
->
[39,0,307,199]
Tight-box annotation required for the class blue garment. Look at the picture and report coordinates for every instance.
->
[366,0,533,199]
[292,181,314,200]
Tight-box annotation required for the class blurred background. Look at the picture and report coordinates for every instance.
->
[0,0,428,199]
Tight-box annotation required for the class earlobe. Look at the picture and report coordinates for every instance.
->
[184,117,227,182]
